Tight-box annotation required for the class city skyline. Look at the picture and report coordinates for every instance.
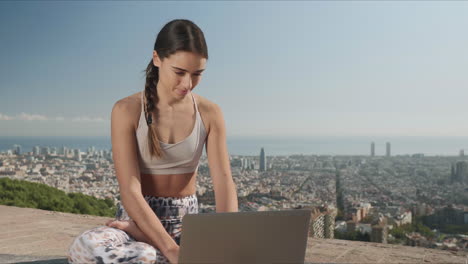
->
[1,2,468,137]
[2,139,467,157]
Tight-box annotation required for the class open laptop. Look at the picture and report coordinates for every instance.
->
[178,209,312,264]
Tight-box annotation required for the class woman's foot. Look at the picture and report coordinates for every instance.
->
[105,219,151,244]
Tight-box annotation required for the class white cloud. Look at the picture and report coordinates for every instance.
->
[18,112,48,121]
[0,113,13,120]
[0,112,109,122]
[71,116,107,122]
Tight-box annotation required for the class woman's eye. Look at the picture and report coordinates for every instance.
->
[176,72,202,76]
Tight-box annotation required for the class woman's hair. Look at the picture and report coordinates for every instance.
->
[143,19,208,159]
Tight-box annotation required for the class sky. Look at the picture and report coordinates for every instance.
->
[1,1,467,138]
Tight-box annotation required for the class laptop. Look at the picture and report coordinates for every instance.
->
[178,209,312,264]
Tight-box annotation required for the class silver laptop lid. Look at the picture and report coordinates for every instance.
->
[178,209,311,264]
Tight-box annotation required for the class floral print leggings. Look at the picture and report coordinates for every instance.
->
[67,194,198,264]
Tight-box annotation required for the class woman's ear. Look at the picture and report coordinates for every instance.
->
[152,50,162,67]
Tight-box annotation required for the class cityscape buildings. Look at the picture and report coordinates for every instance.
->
[0,143,467,252]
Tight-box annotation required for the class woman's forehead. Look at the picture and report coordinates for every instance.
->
[164,51,207,69]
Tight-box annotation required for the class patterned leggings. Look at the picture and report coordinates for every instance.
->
[67,194,198,264]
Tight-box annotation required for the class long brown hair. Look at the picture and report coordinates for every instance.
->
[143,19,208,159]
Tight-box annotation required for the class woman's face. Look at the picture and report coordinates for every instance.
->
[153,50,207,98]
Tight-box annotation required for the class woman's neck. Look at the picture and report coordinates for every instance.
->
[155,83,190,109]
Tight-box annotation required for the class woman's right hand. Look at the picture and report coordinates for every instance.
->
[165,245,180,264]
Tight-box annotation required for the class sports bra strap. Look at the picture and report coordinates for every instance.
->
[190,91,199,113]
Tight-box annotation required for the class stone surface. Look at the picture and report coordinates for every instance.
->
[0,205,467,263]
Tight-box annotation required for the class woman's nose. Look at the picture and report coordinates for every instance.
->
[182,75,193,89]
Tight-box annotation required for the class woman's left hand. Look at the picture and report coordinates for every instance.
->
[105,219,150,243]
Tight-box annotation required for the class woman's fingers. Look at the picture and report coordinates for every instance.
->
[105,220,116,226]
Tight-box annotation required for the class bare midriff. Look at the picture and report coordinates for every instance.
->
[140,171,197,198]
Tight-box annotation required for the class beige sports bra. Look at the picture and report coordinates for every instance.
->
[135,90,207,175]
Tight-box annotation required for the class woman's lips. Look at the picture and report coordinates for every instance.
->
[177,89,188,95]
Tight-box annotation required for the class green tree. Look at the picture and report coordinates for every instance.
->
[0,178,116,217]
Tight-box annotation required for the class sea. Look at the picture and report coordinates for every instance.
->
[1,135,467,156]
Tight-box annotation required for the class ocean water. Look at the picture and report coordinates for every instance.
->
[0,136,111,154]
[1,135,467,156]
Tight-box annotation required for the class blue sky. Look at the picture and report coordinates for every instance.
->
[1,1,467,137]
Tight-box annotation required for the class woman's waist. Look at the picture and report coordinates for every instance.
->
[141,189,196,198]
[116,194,198,222]
[144,193,198,220]
[140,172,197,197]
[116,193,198,221]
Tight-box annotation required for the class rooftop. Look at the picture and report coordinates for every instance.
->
[0,205,466,264]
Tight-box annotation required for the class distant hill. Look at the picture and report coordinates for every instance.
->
[0,177,116,217]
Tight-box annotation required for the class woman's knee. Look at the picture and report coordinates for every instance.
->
[68,226,123,262]
[130,242,161,264]
[68,228,97,263]
[94,241,160,264]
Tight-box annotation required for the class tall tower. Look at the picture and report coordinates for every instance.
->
[61,145,67,156]
[386,142,391,157]
[371,142,375,157]
[41,147,50,155]
[33,146,40,156]
[74,149,82,162]
[455,161,468,184]
[13,144,22,155]
[259,147,266,172]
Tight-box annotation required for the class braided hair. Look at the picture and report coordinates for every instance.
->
[142,19,208,159]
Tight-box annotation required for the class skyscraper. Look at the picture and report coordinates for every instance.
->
[454,161,468,184]
[13,144,21,155]
[371,142,375,157]
[259,147,266,172]
[386,142,391,157]
[33,146,40,156]
[41,147,50,155]
[74,149,82,162]
[61,146,67,156]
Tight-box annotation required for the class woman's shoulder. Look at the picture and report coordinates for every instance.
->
[193,93,224,134]
[193,93,222,115]
[113,91,142,113]
[112,91,142,129]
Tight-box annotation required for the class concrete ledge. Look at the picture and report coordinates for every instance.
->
[0,205,466,263]
[0,254,67,264]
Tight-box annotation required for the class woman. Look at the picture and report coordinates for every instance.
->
[67,19,238,264]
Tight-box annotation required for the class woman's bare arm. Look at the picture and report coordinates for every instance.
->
[111,100,179,256]
[205,102,238,212]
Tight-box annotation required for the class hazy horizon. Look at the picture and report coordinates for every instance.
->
[1,135,467,156]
